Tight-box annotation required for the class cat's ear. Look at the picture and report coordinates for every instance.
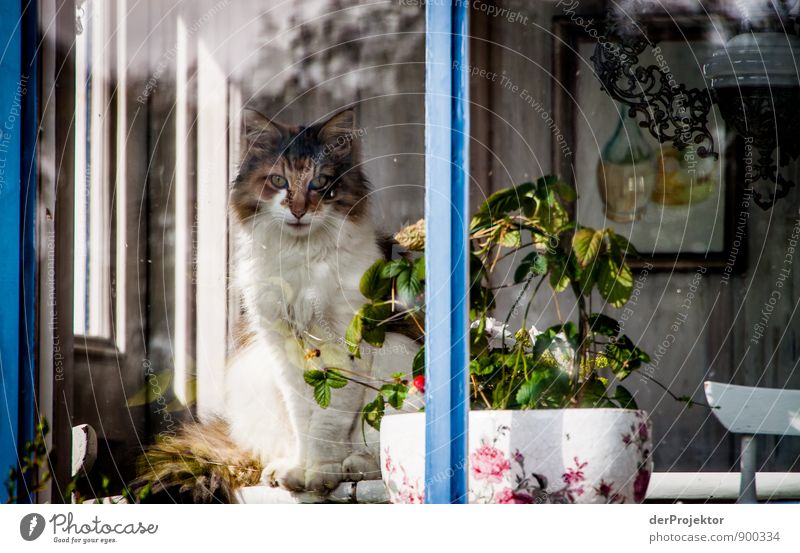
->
[317,109,356,149]
[242,108,286,144]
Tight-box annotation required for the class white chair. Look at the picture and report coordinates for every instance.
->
[704,381,800,503]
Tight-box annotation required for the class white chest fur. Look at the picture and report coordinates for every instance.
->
[234,219,381,338]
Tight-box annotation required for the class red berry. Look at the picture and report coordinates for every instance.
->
[413,375,425,393]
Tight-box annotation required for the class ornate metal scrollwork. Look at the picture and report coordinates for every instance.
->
[590,29,718,160]
[712,88,800,208]
[590,22,800,209]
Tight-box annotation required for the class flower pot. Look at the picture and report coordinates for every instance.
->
[380,409,652,504]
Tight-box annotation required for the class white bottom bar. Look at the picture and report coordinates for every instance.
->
[3,504,800,552]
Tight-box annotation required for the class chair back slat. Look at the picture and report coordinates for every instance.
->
[704,381,800,437]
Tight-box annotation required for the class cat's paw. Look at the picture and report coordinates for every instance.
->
[342,451,380,481]
[261,459,306,492]
[304,461,345,493]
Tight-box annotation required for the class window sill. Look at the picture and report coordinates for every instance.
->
[235,472,800,503]
[645,472,800,502]
[236,480,388,504]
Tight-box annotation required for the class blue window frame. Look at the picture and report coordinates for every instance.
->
[424,1,470,504]
[0,0,37,504]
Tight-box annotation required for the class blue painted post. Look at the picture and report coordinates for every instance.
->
[424,0,470,504]
[0,0,23,504]
[19,0,39,504]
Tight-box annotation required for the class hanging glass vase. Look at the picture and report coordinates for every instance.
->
[596,107,657,223]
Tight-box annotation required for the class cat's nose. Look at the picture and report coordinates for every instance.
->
[291,207,307,220]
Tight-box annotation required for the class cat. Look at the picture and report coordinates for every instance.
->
[223,108,419,493]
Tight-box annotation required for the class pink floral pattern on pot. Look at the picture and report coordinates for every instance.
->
[380,409,653,504]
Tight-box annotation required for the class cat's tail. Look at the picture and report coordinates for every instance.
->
[129,418,262,503]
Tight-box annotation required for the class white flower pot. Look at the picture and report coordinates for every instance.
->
[380,409,652,504]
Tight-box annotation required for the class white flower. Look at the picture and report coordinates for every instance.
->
[473,320,578,375]
[471,317,515,348]
[528,325,542,344]
[550,332,577,376]
[528,325,577,376]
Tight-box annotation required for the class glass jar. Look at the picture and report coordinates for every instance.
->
[596,108,657,222]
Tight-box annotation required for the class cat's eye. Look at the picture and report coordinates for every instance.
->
[308,175,329,190]
[268,174,288,189]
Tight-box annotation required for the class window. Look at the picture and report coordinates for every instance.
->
[73,0,113,339]
[14,0,798,505]
[62,0,428,493]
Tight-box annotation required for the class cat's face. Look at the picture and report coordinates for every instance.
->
[231,109,368,237]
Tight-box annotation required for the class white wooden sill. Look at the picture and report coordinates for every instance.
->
[235,472,800,504]
[646,472,800,502]
[236,480,388,504]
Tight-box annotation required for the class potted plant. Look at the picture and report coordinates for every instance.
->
[307,176,670,503]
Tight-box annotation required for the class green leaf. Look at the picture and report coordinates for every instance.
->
[587,313,620,337]
[380,383,408,410]
[551,180,577,202]
[546,254,570,292]
[597,256,633,307]
[305,369,348,409]
[500,229,521,248]
[412,346,425,377]
[470,356,497,376]
[413,256,425,281]
[572,228,603,268]
[362,325,386,348]
[326,369,348,389]
[607,229,640,261]
[360,260,392,301]
[303,369,325,387]
[613,385,638,409]
[605,335,649,380]
[531,178,570,234]
[381,259,408,279]
[580,377,614,408]
[532,328,558,360]
[361,303,390,346]
[513,251,547,283]
[515,367,571,408]
[345,313,363,357]
[561,322,580,348]
[362,302,391,323]
[471,182,537,229]
[361,395,386,436]
[396,268,423,302]
[313,381,332,408]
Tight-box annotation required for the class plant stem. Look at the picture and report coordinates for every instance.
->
[521,276,547,328]
[552,288,563,323]
[638,372,715,409]
[337,372,383,393]
[471,374,492,409]
[501,275,541,350]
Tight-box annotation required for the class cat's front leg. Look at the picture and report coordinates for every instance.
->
[252,277,293,329]
[290,286,323,333]
[302,380,367,492]
[264,348,360,493]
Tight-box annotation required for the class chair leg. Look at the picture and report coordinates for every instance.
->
[738,435,757,504]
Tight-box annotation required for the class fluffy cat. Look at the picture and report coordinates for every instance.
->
[224,108,418,493]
